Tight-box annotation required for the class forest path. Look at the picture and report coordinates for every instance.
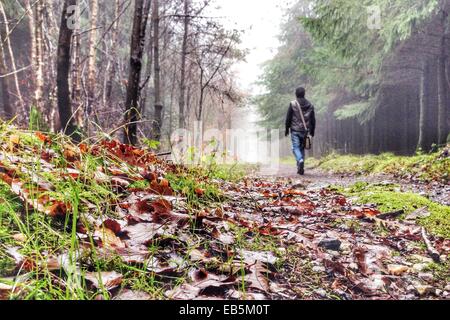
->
[257,163,450,206]
[240,162,450,300]
[258,163,390,187]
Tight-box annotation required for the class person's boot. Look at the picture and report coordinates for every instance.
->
[297,161,305,175]
[298,161,305,175]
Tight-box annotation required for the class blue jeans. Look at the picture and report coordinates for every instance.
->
[291,131,305,163]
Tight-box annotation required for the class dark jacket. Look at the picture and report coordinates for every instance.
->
[285,98,316,136]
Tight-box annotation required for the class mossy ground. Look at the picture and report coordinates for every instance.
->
[308,150,449,183]
[335,182,450,239]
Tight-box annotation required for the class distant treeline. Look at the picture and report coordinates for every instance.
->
[257,0,450,156]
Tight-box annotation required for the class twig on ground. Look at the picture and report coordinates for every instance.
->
[421,227,441,263]
[377,210,404,220]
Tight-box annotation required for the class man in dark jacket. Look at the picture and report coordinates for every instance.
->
[285,87,316,175]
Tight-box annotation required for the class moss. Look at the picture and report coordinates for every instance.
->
[128,180,151,189]
[424,261,450,283]
[311,150,449,183]
[340,182,450,239]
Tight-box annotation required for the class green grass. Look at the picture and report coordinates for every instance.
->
[336,182,450,239]
[165,163,258,208]
[166,171,223,207]
[202,163,259,182]
[280,157,297,166]
[0,126,267,300]
[309,150,449,182]
[0,127,166,299]
[0,181,23,275]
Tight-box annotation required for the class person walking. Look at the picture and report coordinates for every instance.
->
[285,87,316,175]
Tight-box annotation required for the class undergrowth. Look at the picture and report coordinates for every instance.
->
[0,125,263,300]
[308,149,449,183]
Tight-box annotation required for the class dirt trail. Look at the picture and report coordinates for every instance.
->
[257,163,450,206]
[258,164,393,187]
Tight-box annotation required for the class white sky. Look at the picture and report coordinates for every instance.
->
[207,0,294,95]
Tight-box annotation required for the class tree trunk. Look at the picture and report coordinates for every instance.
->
[24,0,36,112]
[198,68,205,122]
[124,0,151,145]
[437,10,449,145]
[105,0,121,107]
[178,0,189,129]
[72,20,82,128]
[0,33,12,120]
[34,0,45,114]
[86,0,99,129]
[168,64,177,137]
[402,93,409,154]
[56,0,77,139]
[152,0,163,141]
[418,59,431,151]
[42,0,59,130]
[140,14,153,135]
[0,2,24,113]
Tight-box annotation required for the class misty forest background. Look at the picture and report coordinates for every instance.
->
[0,0,449,158]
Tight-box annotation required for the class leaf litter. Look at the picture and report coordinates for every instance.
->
[0,130,449,300]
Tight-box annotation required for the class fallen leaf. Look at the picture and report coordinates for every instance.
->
[150,198,173,214]
[102,219,122,235]
[353,247,369,275]
[12,233,27,242]
[240,250,278,265]
[211,227,234,245]
[246,262,270,293]
[387,264,410,276]
[122,223,163,246]
[195,188,205,196]
[0,283,15,300]
[95,227,126,249]
[5,247,24,266]
[84,271,123,290]
[35,132,52,144]
[113,289,151,300]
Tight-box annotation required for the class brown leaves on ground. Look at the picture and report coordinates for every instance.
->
[1,131,449,301]
[95,140,162,169]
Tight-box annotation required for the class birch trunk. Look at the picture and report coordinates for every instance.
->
[86,0,99,127]
[34,0,45,114]
[0,2,24,113]
[178,0,189,129]
[0,32,12,119]
[105,0,121,107]
[152,0,163,141]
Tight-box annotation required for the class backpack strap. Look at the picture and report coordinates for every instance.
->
[293,100,309,133]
